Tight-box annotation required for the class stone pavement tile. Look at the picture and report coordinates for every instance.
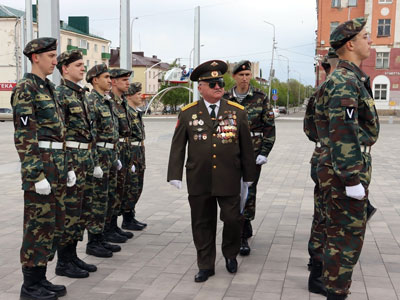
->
[360,263,389,277]
[135,273,182,300]
[0,292,19,300]
[255,279,283,294]
[350,280,367,294]
[104,269,135,282]
[224,283,255,299]
[121,275,154,290]
[170,280,203,296]
[231,273,259,286]
[259,269,286,281]
[365,288,398,300]
[283,274,308,290]
[165,293,198,300]
[346,293,368,300]
[281,287,310,300]
[263,260,288,271]
[90,279,125,294]
[252,291,281,300]
[107,288,143,300]
[193,287,225,300]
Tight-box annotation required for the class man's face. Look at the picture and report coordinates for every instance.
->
[95,72,111,93]
[351,28,372,61]
[112,76,130,93]
[34,50,57,76]
[63,59,85,82]
[198,79,225,103]
[127,92,143,107]
[233,70,252,91]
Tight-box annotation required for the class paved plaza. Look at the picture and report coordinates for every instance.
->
[0,114,399,300]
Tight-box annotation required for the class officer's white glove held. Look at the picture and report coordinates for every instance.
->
[67,171,76,187]
[244,181,253,187]
[35,178,51,195]
[93,166,103,178]
[169,180,182,189]
[345,183,365,200]
[256,155,268,165]
[116,159,122,171]
[131,164,136,173]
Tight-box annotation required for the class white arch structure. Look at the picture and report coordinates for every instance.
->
[145,86,193,115]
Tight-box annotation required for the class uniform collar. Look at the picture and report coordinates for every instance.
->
[337,59,369,83]
[24,72,55,90]
[232,85,253,98]
[61,78,85,94]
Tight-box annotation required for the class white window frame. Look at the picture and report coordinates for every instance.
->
[348,0,357,6]
[376,52,389,69]
[101,45,106,53]
[378,19,391,36]
[94,44,98,52]
[378,0,392,3]
[67,38,72,46]
[374,84,388,100]
[80,39,88,49]
[332,0,341,8]
[330,22,339,34]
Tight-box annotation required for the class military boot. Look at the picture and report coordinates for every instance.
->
[122,210,145,231]
[239,238,251,256]
[242,219,253,238]
[327,292,347,300]
[71,241,97,272]
[99,233,121,252]
[37,266,66,297]
[103,223,128,243]
[112,215,133,239]
[20,266,58,300]
[55,245,89,278]
[366,200,377,221]
[308,259,327,296]
[86,233,113,258]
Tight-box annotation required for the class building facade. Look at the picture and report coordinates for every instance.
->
[0,5,111,108]
[316,0,400,111]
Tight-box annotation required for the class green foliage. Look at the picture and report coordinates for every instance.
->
[158,83,190,108]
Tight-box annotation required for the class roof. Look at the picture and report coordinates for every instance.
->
[0,5,109,42]
[109,49,170,70]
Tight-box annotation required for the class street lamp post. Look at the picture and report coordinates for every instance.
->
[264,21,276,105]
[130,16,139,50]
[279,55,290,115]
[188,44,204,103]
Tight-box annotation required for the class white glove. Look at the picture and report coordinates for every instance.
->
[93,166,103,178]
[34,178,51,195]
[255,155,268,165]
[131,164,136,173]
[244,181,253,187]
[169,180,182,189]
[345,183,365,200]
[116,159,122,171]
[67,171,76,187]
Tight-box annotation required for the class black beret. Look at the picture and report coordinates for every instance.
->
[190,60,228,82]
[233,60,251,74]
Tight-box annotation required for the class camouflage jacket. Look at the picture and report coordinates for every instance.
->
[57,79,95,143]
[315,59,380,186]
[88,90,119,145]
[303,89,319,143]
[11,73,66,190]
[224,85,275,157]
[127,106,145,142]
[110,92,131,138]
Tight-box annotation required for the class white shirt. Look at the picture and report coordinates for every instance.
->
[203,99,220,117]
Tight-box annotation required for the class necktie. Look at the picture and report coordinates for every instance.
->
[210,104,216,119]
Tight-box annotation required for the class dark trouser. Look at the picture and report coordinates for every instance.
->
[21,149,67,267]
[319,152,371,295]
[242,164,261,222]
[188,194,242,270]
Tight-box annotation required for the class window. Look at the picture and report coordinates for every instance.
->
[376,52,389,69]
[332,0,340,7]
[67,38,72,46]
[86,60,90,69]
[374,84,387,100]
[102,45,106,52]
[330,22,339,34]
[94,61,97,65]
[94,44,98,52]
[378,0,392,3]
[348,0,357,6]
[87,42,90,50]
[80,39,87,49]
[378,19,391,36]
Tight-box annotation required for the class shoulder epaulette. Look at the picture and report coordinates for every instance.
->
[227,100,244,110]
[181,101,198,111]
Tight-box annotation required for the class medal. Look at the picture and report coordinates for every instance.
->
[198,119,204,126]
[193,134,198,141]
[193,120,199,126]
[189,121,192,126]
[202,134,207,140]
[192,114,197,120]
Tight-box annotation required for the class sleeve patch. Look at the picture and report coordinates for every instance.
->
[345,107,355,121]
[19,115,30,127]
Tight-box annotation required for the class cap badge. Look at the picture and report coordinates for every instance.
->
[211,71,219,77]
[210,61,218,67]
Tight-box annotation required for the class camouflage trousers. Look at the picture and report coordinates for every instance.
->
[121,145,145,214]
[319,152,371,295]
[115,142,130,217]
[59,148,94,247]
[21,149,67,267]
[307,147,325,262]
[87,147,117,234]
[243,164,261,221]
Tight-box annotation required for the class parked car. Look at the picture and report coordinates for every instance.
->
[273,107,280,118]
[278,106,287,114]
[0,108,12,122]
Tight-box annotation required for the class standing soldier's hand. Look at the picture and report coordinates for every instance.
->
[67,171,77,187]
[169,180,182,189]
[131,164,136,173]
[93,166,103,178]
[345,183,365,200]
[116,159,123,171]
[35,178,52,195]
[255,155,268,165]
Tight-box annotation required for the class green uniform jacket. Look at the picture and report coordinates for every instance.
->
[167,98,257,196]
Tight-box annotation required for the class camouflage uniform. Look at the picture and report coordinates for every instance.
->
[315,56,379,298]
[224,85,276,225]
[12,73,67,267]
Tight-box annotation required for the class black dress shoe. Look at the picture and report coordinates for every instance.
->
[194,269,215,282]
[366,204,377,222]
[239,238,251,256]
[39,279,67,297]
[225,258,238,273]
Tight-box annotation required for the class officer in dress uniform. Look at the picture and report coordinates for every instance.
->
[224,60,275,256]
[167,60,257,282]
[11,37,76,300]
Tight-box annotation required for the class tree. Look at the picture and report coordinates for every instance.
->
[158,83,190,109]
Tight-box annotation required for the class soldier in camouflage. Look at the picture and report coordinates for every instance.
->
[106,69,136,241]
[11,37,75,300]
[55,50,102,278]
[314,17,380,299]
[122,82,148,231]
[85,64,121,257]
[304,49,339,297]
[224,60,275,256]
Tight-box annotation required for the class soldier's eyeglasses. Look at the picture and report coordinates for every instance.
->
[207,79,225,89]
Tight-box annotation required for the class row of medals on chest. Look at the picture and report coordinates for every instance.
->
[189,111,238,143]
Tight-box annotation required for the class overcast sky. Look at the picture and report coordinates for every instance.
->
[2,0,317,85]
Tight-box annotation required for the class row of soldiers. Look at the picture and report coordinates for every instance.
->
[303,17,379,300]
[11,37,147,300]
